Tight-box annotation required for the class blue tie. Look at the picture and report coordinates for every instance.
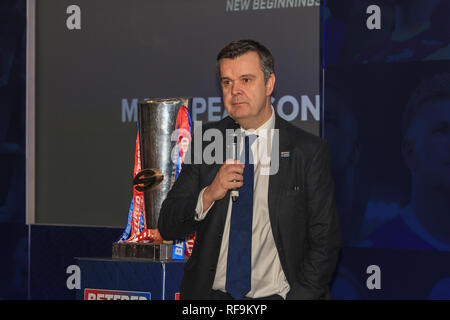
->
[226,134,256,299]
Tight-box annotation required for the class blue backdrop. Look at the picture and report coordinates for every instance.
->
[324,0,450,299]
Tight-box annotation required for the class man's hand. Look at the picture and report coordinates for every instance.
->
[202,159,245,210]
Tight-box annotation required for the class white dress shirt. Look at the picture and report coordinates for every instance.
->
[194,106,290,299]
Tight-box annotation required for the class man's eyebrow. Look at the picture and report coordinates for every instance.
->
[220,74,257,81]
[240,74,256,78]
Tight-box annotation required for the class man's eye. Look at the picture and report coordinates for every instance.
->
[243,78,251,83]
[222,80,231,86]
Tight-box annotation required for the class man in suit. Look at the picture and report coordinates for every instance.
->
[158,40,341,300]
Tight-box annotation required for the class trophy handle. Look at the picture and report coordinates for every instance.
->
[133,168,164,192]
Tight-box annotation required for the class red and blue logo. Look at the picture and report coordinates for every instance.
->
[84,288,151,300]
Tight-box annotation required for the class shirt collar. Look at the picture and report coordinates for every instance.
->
[241,105,275,137]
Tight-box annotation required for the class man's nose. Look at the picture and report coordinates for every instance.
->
[231,81,242,95]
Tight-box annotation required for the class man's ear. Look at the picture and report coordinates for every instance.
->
[266,73,275,96]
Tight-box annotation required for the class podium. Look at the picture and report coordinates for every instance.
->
[76,257,185,300]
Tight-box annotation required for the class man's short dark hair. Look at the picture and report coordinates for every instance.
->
[216,39,275,83]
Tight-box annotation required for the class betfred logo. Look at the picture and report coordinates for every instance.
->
[84,288,151,300]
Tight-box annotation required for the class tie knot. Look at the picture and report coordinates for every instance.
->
[246,134,258,146]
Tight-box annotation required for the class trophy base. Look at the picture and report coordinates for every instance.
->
[112,242,172,261]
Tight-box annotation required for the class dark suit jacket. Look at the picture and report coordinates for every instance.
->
[158,115,341,300]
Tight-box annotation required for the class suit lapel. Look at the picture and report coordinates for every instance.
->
[268,115,291,243]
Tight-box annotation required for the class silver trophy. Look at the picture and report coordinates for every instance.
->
[113,97,192,261]
[137,97,192,228]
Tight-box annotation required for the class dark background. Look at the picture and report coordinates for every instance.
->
[2,0,450,300]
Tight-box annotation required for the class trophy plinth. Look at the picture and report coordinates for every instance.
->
[112,242,173,261]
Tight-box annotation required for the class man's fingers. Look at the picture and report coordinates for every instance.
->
[229,174,243,182]
[215,161,246,192]
[222,162,245,175]
[224,159,245,168]
[225,180,243,189]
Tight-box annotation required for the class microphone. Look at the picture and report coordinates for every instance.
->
[231,122,240,202]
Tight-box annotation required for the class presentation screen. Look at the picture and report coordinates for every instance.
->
[29,0,321,227]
